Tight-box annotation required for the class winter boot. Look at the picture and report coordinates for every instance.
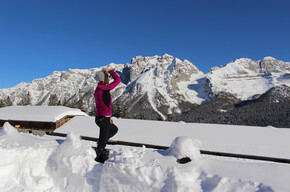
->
[94,148,110,163]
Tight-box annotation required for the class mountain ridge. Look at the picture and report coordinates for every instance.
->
[0,54,289,127]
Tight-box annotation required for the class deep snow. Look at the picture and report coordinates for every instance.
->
[1,119,290,191]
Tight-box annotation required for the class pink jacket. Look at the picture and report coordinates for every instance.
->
[94,70,121,117]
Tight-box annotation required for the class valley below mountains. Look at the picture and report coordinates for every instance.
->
[0,54,289,127]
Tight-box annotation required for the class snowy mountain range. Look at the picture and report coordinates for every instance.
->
[0,54,289,126]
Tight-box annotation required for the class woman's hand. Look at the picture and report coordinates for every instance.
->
[102,68,111,74]
[110,118,113,124]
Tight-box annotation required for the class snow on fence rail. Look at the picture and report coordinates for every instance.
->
[49,132,290,165]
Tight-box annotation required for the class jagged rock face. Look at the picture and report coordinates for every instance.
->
[126,55,200,84]
[0,55,289,122]
[259,57,290,72]
[115,54,204,119]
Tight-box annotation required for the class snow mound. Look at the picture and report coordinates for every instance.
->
[46,132,96,191]
[0,127,55,191]
[0,122,19,136]
[57,132,83,152]
[165,137,202,161]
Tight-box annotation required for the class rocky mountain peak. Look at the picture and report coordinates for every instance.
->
[212,57,290,75]
[235,58,260,72]
[125,54,201,84]
[259,57,290,73]
[130,54,176,67]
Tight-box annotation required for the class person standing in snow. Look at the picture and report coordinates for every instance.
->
[94,68,121,163]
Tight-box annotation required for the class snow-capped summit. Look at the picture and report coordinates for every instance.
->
[0,55,289,122]
[259,56,290,72]
[114,54,205,120]
[206,57,290,100]
[125,54,201,84]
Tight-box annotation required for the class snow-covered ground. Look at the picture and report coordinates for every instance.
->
[1,117,290,192]
[57,116,290,159]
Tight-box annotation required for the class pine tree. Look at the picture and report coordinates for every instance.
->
[77,97,85,111]
[18,92,31,105]
[167,113,173,121]
[0,99,4,108]
[89,105,96,116]
[112,100,122,118]
[5,96,13,106]
[139,111,145,120]
[62,98,67,106]
[48,94,59,106]
[0,97,12,107]
[122,104,129,118]
[113,100,130,118]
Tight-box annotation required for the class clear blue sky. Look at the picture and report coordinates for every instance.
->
[1,0,290,89]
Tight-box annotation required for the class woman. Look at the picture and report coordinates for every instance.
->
[94,68,121,163]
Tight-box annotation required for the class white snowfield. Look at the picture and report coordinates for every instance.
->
[56,116,290,159]
[1,118,290,191]
[0,106,87,122]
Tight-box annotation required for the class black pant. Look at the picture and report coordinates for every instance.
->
[95,116,118,156]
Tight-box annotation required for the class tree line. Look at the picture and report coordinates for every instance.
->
[1,90,289,128]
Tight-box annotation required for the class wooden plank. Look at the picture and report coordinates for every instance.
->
[200,150,290,164]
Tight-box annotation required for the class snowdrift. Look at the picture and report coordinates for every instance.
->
[1,122,290,191]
